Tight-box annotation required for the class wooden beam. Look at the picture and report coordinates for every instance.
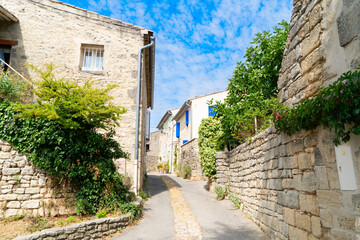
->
[0,39,18,46]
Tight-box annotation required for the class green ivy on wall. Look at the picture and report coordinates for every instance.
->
[274,67,360,145]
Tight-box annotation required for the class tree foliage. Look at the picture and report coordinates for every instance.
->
[215,20,289,148]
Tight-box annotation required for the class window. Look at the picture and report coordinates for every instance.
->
[80,44,104,72]
[0,45,11,71]
[186,110,189,125]
[176,122,180,138]
[209,106,216,117]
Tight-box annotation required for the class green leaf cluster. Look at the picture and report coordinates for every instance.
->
[215,20,289,148]
[274,67,360,145]
[0,65,134,215]
[198,117,225,179]
[0,71,32,103]
[15,64,126,130]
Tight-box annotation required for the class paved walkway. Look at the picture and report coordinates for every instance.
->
[112,173,268,240]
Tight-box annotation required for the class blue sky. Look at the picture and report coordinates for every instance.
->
[61,0,293,131]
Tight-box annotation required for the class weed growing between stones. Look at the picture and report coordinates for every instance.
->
[214,184,229,200]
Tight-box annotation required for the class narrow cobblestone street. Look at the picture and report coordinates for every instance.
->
[112,173,268,240]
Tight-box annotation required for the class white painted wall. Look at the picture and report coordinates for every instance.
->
[191,91,228,139]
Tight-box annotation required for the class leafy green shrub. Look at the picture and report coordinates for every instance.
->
[182,164,192,179]
[214,21,289,148]
[65,216,75,223]
[198,117,224,179]
[275,67,360,146]
[96,210,108,218]
[0,71,31,103]
[229,193,241,209]
[119,203,142,220]
[139,190,150,201]
[27,217,54,232]
[163,161,170,173]
[15,64,126,130]
[157,163,163,170]
[214,185,228,200]
[0,65,132,215]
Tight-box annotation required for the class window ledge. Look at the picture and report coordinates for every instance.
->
[80,69,104,75]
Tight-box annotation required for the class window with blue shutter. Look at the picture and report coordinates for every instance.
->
[185,110,189,125]
[209,106,216,117]
[176,122,180,138]
[183,140,188,144]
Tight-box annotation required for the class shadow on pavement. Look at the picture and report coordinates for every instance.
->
[206,221,268,240]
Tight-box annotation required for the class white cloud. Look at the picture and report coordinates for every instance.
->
[80,0,293,130]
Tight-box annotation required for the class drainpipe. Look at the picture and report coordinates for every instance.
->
[134,36,155,194]
[185,101,192,140]
[170,121,175,173]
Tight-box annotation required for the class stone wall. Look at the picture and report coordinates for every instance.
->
[0,140,76,218]
[180,139,203,181]
[13,215,130,240]
[217,126,360,239]
[216,0,360,239]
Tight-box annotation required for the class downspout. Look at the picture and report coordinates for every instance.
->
[170,120,175,173]
[185,101,192,140]
[134,36,155,194]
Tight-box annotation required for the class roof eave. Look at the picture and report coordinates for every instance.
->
[172,101,190,121]
[0,5,18,22]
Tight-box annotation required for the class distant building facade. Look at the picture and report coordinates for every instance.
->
[148,90,227,179]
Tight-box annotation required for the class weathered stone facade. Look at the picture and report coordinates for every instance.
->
[0,140,76,218]
[0,0,154,198]
[179,139,204,181]
[146,131,162,172]
[217,0,360,239]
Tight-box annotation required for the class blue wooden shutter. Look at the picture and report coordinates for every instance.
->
[209,106,216,117]
[183,140,188,144]
[186,110,189,125]
[176,122,180,138]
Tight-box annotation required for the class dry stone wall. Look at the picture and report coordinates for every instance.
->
[217,0,360,239]
[180,139,204,181]
[0,140,76,218]
[13,215,130,240]
[217,126,360,240]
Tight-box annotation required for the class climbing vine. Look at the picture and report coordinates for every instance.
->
[198,117,225,179]
[274,67,360,145]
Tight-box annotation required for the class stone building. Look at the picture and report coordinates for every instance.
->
[0,0,154,217]
[216,0,360,239]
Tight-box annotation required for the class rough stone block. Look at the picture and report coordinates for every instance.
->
[300,194,318,215]
[0,152,11,159]
[295,211,311,232]
[21,200,40,209]
[319,208,334,228]
[284,207,296,226]
[6,201,20,209]
[289,226,309,240]
[2,168,21,176]
[298,153,313,170]
[21,166,34,175]
[311,216,321,237]
[314,166,329,190]
[25,187,40,194]
[300,48,324,74]
[301,172,316,193]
